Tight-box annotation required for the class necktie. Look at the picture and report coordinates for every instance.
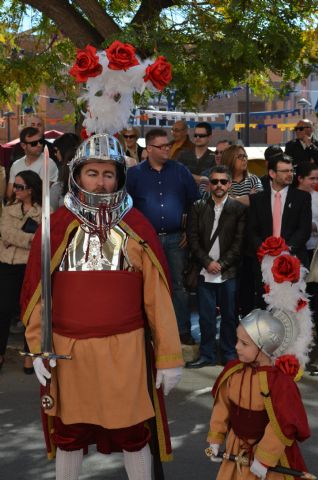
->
[272,191,281,237]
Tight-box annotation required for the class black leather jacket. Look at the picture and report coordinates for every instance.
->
[187,196,247,280]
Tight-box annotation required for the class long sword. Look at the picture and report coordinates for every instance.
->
[205,448,316,479]
[21,145,71,409]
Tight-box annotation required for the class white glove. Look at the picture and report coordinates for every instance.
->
[209,444,222,463]
[155,367,182,395]
[250,458,267,479]
[33,357,56,386]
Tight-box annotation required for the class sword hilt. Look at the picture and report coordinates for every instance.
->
[19,351,72,360]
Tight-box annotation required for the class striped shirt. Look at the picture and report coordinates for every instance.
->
[229,173,263,197]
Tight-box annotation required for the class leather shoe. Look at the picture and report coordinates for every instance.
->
[186,358,216,369]
[23,367,34,375]
[180,333,196,345]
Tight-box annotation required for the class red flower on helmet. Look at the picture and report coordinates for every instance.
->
[69,45,103,83]
[106,40,139,71]
[271,254,300,283]
[257,236,289,263]
[296,298,308,312]
[144,56,172,91]
[80,127,89,140]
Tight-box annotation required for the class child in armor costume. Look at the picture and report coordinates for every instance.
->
[207,237,313,480]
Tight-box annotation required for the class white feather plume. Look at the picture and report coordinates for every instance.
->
[260,250,314,367]
[79,52,156,135]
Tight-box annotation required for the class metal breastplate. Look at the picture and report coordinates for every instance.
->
[59,225,133,271]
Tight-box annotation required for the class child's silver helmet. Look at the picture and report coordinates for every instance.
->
[240,308,299,359]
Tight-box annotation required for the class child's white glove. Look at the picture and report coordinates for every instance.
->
[33,357,56,386]
[250,458,267,479]
[155,367,182,395]
[208,444,222,463]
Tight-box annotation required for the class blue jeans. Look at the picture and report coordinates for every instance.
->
[197,276,238,363]
[159,232,191,336]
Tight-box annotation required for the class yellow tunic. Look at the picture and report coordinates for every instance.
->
[208,368,286,480]
[25,237,183,429]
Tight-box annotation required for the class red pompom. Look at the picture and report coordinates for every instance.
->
[275,354,300,378]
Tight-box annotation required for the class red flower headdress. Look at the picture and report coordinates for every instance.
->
[69,40,172,135]
[257,236,313,377]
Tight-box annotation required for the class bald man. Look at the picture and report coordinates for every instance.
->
[285,119,318,166]
[169,120,194,159]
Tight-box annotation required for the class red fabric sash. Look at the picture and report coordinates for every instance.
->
[52,271,144,339]
[229,400,268,441]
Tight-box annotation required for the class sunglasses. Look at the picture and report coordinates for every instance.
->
[194,133,209,138]
[295,126,305,131]
[13,183,29,191]
[123,134,136,139]
[215,150,225,155]
[149,143,171,150]
[24,138,45,147]
[209,178,229,185]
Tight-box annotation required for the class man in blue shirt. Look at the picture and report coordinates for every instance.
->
[126,128,199,345]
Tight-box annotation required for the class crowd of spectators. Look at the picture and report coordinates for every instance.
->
[1,115,318,374]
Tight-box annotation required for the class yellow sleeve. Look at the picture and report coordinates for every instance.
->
[139,243,184,369]
[254,422,286,467]
[207,380,230,444]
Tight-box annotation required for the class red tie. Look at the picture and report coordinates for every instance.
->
[272,191,281,237]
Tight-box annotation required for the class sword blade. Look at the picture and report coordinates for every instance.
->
[41,145,52,353]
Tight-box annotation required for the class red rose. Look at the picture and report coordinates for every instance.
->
[271,254,300,283]
[296,298,308,312]
[80,127,89,140]
[69,45,103,83]
[144,56,172,91]
[275,354,300,378]
[106,40,139,71]
[257,236,289,262]
[263,284,270,294]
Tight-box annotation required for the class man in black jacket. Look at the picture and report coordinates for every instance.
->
[186,165,247,368]
[248,154,312,307]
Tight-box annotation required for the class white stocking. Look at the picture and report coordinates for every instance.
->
[123,444,152,480]
[56,447,83,480]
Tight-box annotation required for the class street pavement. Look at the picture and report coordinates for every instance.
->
[1,331,318,480]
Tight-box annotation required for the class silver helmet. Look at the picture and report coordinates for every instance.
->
[240,308,300,359]
[64,134,132,233]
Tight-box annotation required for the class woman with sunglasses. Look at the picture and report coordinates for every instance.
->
[0,170,42,372]
[222,145,262,317]
[121,127,146,163]
[221,145,263,202]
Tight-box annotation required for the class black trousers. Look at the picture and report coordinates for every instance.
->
[0,262,26,355]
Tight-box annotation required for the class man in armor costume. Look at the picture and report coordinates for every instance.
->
[21,134,183,480]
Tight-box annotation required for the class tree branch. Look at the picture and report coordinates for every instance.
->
[22,0,105,48]
[74,0,121,39]
[132,0,179,26]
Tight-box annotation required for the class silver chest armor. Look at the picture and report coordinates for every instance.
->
[59,224,133,272]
